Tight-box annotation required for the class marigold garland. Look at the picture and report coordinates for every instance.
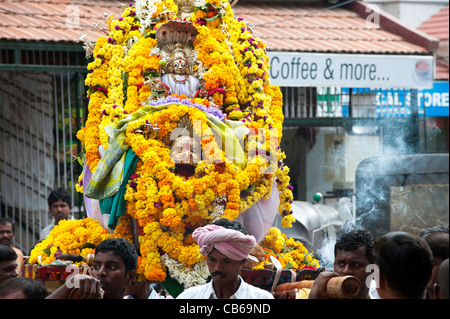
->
[75,0,296,285]
[29,218,112,266]
[254,227,320,271]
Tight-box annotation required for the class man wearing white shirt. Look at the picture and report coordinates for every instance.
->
[177,219,273,299]
[124,282,173,299]
[176,272,273,299]
[40,188,73,241]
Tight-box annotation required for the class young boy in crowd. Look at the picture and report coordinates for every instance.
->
[308,228,376,299]
[47,238,137,299]
[373,231,433,299]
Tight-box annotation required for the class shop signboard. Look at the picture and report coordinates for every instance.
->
[268,52,435,89]
[340,81,449,117]
[420,81,449,117]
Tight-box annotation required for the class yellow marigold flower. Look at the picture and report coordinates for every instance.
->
[29,218,112,266]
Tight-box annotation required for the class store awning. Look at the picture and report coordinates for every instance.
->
[0,0,440,89]
[0,0,122,43]
[232,1,440,89]
[233,1,438,54]
[0,0,439,54]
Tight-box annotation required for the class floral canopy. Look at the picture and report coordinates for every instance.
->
[44,0,297,291]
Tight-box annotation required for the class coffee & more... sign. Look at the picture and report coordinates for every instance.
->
[268,52,434,89]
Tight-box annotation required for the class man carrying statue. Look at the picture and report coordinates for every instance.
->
[177,219,274,299]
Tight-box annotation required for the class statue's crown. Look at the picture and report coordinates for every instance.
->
[156,20,198,48]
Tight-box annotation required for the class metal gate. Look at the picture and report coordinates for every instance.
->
[0,43,88,253]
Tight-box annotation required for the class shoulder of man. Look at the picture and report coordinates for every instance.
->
[237,279,274,299]
[12,247,24,257]
[176,282,213,299]
[39,223,54,241]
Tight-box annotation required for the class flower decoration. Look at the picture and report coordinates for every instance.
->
[254,227,320,271]
[76,0,295,286]
[29,218,112,266]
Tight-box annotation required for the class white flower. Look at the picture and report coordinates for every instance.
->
[150,47,161,57]
[209,195,227,221]
[103,12,113,22]
[78,33,88,42]
[193,0,207,7]
[135,0,164,33]
[161,255,209,289]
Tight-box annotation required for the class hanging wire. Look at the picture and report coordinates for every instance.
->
[251,0,357,28]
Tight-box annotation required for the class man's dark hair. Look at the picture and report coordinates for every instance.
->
[0,277,48,299]
[420,226,449,260]
[373,231,433,299]
[334,228,375,263]
[213,218,249,235]
[0,245,17,262]
[0,218,14,233]
[95,238,138,273]
[47,188,72,207]
[420,225,449,236]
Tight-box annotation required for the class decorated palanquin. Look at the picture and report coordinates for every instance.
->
[36,0,318,295]
[27,218,110,292]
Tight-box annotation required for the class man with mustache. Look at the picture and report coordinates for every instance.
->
[40,188,73,241]
[0,218,24,275]
[177,219,274,299]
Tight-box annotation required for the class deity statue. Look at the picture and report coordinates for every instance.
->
[170,134,201,165]
[156,20,202,99]
[167,115,201,178]
[160,44,201,98]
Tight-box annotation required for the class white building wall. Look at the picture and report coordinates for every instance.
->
[366,0,449,28]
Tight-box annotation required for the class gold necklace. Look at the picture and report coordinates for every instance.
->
[168,74,192,97]
[171,73,188,84]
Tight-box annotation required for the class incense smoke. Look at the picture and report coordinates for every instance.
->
[315,117,447,269]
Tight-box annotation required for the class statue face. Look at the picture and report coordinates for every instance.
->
[170,135,201,165]
[172,59,187,75]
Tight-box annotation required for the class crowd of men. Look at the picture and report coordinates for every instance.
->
[0,188,448,300]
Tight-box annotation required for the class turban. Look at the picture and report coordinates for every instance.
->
[193,224,256,261]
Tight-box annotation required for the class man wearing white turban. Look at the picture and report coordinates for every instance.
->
[177,219,274,299]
